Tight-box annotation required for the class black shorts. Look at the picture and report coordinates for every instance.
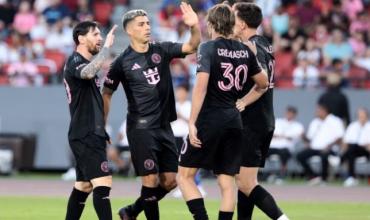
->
[69,134,111,182]
[179,127,242,175]
[127,125,178,176]
[241,125,274,167]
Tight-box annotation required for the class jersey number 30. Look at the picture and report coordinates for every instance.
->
[218,62,248,91]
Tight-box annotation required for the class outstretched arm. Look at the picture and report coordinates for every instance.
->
[180,2,201,54]
[80,25,117,79]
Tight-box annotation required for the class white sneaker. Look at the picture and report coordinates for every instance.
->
[197,185,207,197]
[277,214,289,220]
[171,188,183,198]
[61,168,76,181]
[343,177,359,187]
[308,176,322,186]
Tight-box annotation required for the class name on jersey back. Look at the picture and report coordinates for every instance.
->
[217,48,249,59]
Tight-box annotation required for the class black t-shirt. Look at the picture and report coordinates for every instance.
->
[241,35,275,131]
[196,37,261,129]
[104,42,185,129]
[63,52,108,140]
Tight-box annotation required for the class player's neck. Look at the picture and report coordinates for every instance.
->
[212,32,229,40]
[243,29,258,42]
[130,40,149,53]
[76,46,93,61]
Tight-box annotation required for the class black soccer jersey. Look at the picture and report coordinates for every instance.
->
[63,52,107,140]
[196,37,261,128]
[240,35,275,131]
[104,42,186,129]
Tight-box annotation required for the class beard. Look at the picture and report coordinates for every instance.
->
[88,46,99,55]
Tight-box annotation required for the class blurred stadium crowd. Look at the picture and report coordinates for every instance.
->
[0,0,369,88]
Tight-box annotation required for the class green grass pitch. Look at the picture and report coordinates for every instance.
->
[0,196,369,220]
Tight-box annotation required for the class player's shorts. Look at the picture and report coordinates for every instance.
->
[69,134,111,182]
[179,126,243,176]
[241,125,274,167]
[127,124,178,176]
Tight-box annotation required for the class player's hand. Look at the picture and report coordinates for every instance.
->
[103,25,117,48]
[180,2,199,28]
[189,124,202,147]
[244,40,257,55]
[236,98,246,112]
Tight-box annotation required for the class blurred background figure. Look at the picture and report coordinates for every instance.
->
[268,106,304,183]
[340,108,370,187]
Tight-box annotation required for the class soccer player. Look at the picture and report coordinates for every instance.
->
[63,21,116,220]
[233,3,289,220]
[177,4,268,220]
[102,3,201,220]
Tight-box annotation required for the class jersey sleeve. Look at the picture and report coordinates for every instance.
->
[196,42,211,74]
[103,56,122,92]
[160,42,186,60]
[247,49,262,77]
[69,58,88,79]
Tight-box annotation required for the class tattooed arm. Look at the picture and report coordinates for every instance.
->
[80,47,110,79]
[80,25,117,79]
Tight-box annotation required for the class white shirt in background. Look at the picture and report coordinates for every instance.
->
[358,122,370,146]
[344,121,369,145]
[307,114,345,150]
[171,100,191,138]
[270,118,304,151]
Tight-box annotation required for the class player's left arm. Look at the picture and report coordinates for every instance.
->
[180,2,201,54]
[189,72,209,147]
[236,43,268,112]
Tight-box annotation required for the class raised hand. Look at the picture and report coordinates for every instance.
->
[180,2,199,28]
[104,24,117,48]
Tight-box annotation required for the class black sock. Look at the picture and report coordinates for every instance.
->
[127,185,169,217]
[249,185,283,219]
[93,186,112,220]
[65,188,90,220]
[186,198,209,220]
[141,186,159,220]
[237,190,254,220]
[218,211,233,220]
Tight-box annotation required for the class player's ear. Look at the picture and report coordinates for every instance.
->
[78,35,86,45]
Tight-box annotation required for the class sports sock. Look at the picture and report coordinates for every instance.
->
[186,198,209,220]
[93,186,112,220]
[249,185,283,219]
[65,188,90,220]
[237,190,254,220]
[218,211,234,220]
[127,185,169,217]
[141,186,159,220]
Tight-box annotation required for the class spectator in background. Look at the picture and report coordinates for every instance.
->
[73,0,94,22]
[320,0,349,31]
[13,1,37,35]
[295,1,321,30]
[349,11,370,35]
[42,0,70,25]
[312,23,330,48]
[297,38,321,66]
[297,103,345,185]
[318,71,350,124]
[322,29,353,67]
[292,56,320,88]
[268,106,304,182]
[342,0,363,21]
[348,31,367,57]
[255,0,281,18]
[271,6,289,36]
[0,1,16,27]
[45,19,74,55]
[7,48,42,87]
[341,108,370,187]
[354,47,370,72]
[171,60,189,88]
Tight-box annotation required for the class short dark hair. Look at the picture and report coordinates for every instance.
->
[206,4,235,37]
[73,21,98,45]
[122,9,148,30]
[234,2,262,29]
[286,106,298,114]
[221,0,254,6]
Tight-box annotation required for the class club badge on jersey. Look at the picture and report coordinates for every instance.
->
[143,67,160,85]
